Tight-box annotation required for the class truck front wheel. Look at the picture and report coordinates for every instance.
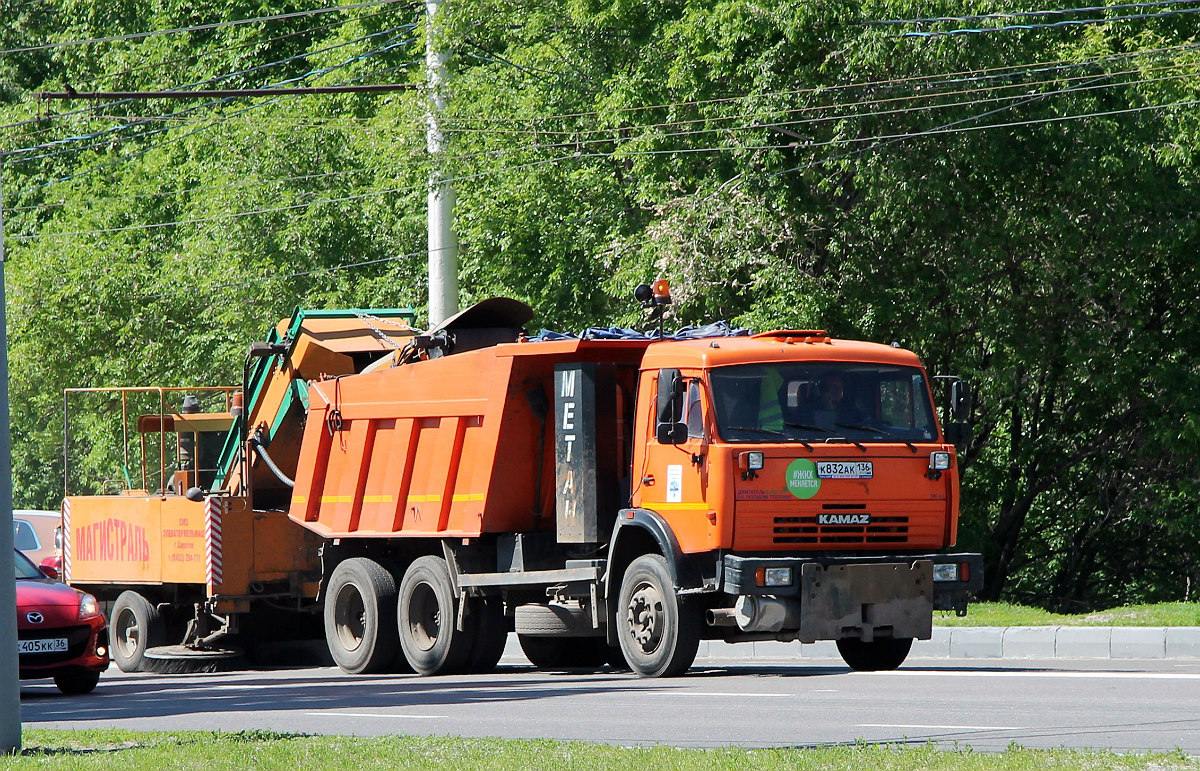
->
[616,554,701,677]
[111,590,165,673]
[324,558,399,674]
[397,556,472,675]
[836,637,913,671]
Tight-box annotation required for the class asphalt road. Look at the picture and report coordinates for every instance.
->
[19,655,1200,753]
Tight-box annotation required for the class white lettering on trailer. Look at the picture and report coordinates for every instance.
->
[560,368,576,397]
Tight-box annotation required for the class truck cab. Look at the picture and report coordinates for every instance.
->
[611,330,980,674]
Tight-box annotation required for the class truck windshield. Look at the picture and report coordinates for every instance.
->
[708,362,938,444]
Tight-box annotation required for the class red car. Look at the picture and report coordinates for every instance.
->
[15,548,109,694]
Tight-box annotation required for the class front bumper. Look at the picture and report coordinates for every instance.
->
[723,552,984,615]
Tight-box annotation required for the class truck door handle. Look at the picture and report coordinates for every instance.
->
[641,475,655,486]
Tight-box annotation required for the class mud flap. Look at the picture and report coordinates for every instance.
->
[798,561,933,643]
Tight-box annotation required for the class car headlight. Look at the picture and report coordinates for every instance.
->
[78,592,101,620]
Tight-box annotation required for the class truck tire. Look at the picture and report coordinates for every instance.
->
[514,603,598,636]
[397,555,472,675]
[616,554,701,678]
[464,596,508,674]
[111,591,165,673]
[836,637,913,671]
[324,558,399,675]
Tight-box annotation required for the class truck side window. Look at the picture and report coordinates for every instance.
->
[685,380,705,439]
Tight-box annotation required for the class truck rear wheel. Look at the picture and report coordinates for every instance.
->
[324,558,399,674]
[111,591,165,673]
[616,554,701,678]
[836,637,913,671]
[398,556,472,675]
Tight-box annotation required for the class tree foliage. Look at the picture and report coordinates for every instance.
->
[2,0,1198,609]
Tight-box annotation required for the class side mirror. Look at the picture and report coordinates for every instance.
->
[951,380,973,421]
[39,563,60,581]
[944,421,972,452]
[656,369,687,445]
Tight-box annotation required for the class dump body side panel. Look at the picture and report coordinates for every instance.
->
[290,348,515,538]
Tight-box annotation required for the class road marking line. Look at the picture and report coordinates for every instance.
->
[307,712,447,719]
[859,723,1023,731]
[674,692,795,697]
[876,670,1200,680]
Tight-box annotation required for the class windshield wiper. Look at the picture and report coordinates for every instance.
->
[784,421,831,433]
[727,426,815,451]
[836,423,917,452]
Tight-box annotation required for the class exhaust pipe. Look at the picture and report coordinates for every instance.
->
[734,595,802,633]
[706,608,738,627]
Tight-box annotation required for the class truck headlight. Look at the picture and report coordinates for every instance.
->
[929,451,951,471]
[933,563,961,582]
[755,567,793,587]
[740,451,764,471]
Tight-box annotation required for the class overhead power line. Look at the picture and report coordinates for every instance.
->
[871,0,1200,25]
[0,8,408,134]
[11,89,1200,246]
[900,5,1200,36]
[6,31,418,163]
[34,84,417,100]
[0,0,419,55]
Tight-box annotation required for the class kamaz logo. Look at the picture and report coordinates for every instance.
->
[818,513,871,525]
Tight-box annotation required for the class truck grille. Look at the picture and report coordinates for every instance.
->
[773,505,908,545]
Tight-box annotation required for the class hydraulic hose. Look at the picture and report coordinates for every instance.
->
[249,434,295,488]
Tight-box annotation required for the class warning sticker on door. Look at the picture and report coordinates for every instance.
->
[666,465,683,503]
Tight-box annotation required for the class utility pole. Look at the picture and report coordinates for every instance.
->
[425,0,458,328]
[0,157,24,754]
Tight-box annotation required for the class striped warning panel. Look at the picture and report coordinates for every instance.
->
[62,499,72,583]
[205,496,226,590]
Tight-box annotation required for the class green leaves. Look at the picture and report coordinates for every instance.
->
[3,0,1199,609]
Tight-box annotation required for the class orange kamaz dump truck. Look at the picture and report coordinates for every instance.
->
[62,285,981,677]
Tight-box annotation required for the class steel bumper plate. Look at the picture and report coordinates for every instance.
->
[798,560,933,643]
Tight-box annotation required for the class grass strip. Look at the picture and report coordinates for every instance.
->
[937,602,1200,628]
[3,731,1198,771]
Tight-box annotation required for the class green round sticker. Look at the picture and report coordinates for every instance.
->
[786,458,821,499]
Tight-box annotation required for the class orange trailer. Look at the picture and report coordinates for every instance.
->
[62,288,981,677]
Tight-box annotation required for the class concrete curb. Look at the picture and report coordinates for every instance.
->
[501,628,1200,665]
[694,627,1200,661]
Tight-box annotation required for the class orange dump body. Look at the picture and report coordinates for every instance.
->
[288,338,650,539]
